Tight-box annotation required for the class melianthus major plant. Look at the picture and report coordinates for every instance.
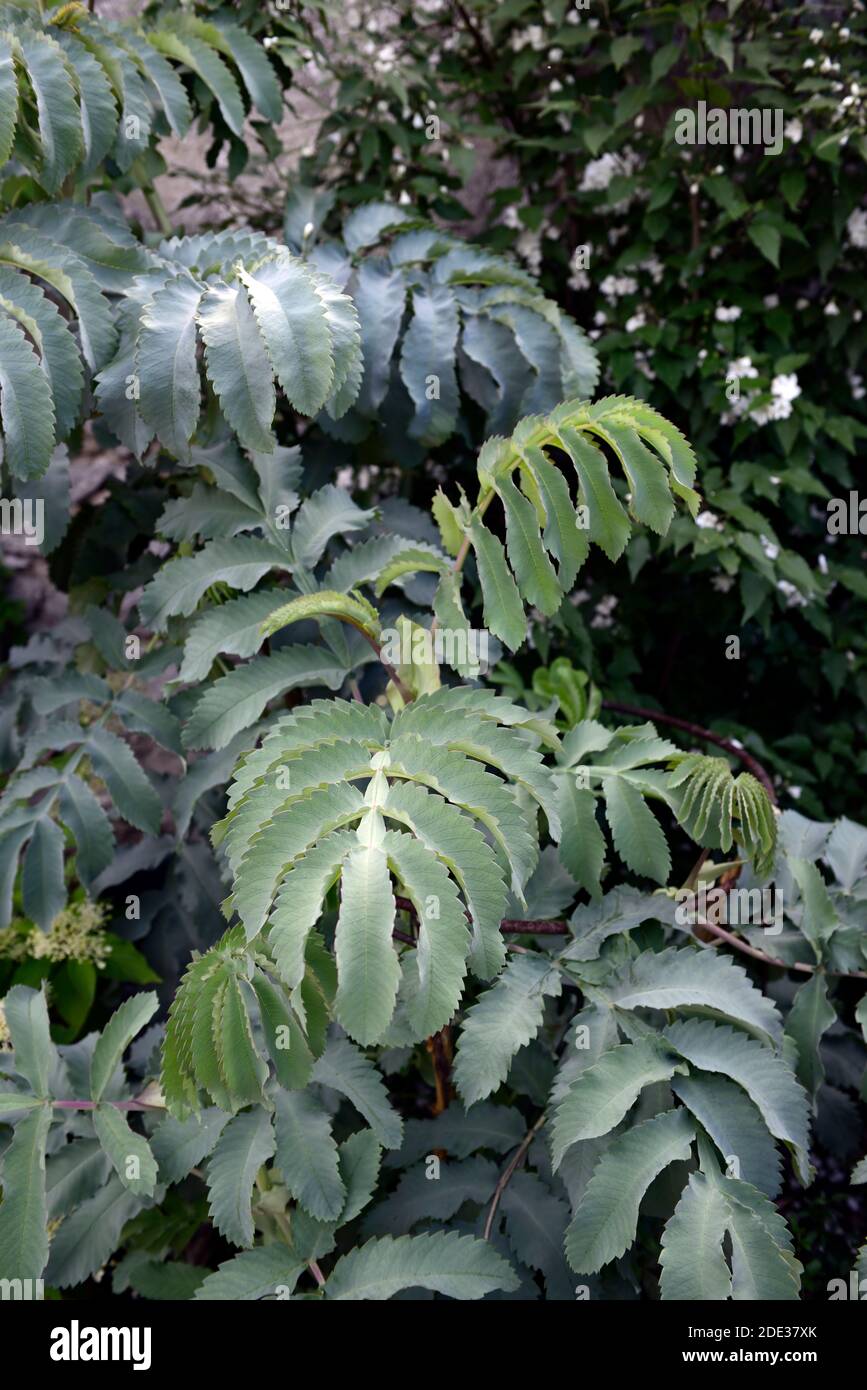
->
[3,357,865,1299]
[0,0,866,1309]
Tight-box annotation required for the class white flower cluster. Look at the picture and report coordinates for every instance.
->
[727,355,759,381]
[722,369,802,427]
[600,273,638,299]
[714,305,742,323]
[638,255,664,284]
[591,594,619,629]
[510,25,546,52]
[579,149,639,193]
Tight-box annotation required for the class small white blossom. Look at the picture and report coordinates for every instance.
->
[579,149,638,192]
[784,118,803,143]
[772,373,801,404]
[846,208,867,248]
[600,273,638,299]
[715,305,742,322]
[728,356,759,379]
[760,535,780,561]
[777,580,807,608]
[591,595,619,630]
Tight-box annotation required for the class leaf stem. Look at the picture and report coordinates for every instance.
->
[483,1112,547,1241]
[143,184,174,239]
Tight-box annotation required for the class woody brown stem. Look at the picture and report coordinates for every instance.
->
[602,699,777,802]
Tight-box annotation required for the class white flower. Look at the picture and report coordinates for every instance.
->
[846,208,867,248]
[715,305,742,322]
[516,229,542,275]
[749,378,799,424]
[600,273,638,299]
[784,118,803,143]
[809,27,823,43]
[712,574,734,593]
[579,150,637,192]
[803,58,815,69]
[549,47,563,61]
[841,27,850,39]
[728,356,759,379]
[511,24,545,52]
[591,595,619,630]
[849,371,866,400]
[398,191,412,205]
[549,79,563,93]
[763,294,780,308]
[776,580,807,608]
[789,785,803,800]
[696,510,724,530]
[818,554,829,575]
[771,373,801,404]
[824,300,841,316]
[568,268,590,291]
[593,310,608,326]
[640,255,664,284]
[625,311,647,333]
[760,535,780,561]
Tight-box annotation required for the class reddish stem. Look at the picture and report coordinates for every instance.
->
[602,699,778,803]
